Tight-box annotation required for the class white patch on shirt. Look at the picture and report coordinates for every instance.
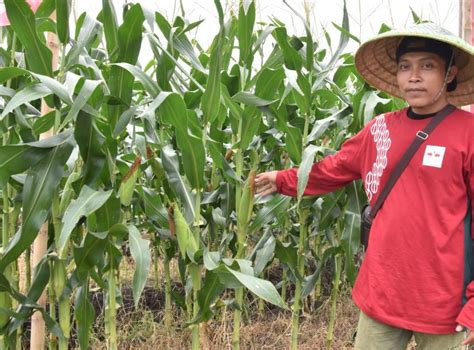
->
[422,145,446,168]
[365,115,391,201]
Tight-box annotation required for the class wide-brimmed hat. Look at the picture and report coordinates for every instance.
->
[355,23,474,106]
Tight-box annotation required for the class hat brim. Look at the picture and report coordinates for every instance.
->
[355,23,474,106]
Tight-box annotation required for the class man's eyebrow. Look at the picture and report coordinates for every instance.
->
[398,55,438,62]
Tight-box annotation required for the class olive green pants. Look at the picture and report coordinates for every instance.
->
[354,311,467,350]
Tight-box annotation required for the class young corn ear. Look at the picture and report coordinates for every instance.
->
[119,155,142,206]
[53,259,67,298]
[171,203,199,260]
[59,295,71,339]
[237,170,256,230]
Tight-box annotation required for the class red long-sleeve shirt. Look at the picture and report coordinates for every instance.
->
[276,107,474,334]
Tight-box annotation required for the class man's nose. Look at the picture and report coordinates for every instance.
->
[408,67,422,82]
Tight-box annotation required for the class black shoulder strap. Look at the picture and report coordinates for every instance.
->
[369,104,456,219]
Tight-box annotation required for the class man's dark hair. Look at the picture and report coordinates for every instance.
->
[396,36,457,91]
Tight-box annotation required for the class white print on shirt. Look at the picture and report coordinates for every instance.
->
[365,116,392,201]
[422,145,446,168]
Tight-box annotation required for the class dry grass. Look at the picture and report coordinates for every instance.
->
[86,287,359,349]
[91,255,422,350]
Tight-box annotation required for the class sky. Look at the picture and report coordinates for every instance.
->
[68,0,462,63]
[72,0,461,42]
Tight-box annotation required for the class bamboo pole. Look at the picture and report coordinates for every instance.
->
[30,11,59,350]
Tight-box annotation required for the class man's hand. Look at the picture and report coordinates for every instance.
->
[457,324,474,345]
[255,171,278,197]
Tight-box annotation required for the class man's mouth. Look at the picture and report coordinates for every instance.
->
[405,88,426,93]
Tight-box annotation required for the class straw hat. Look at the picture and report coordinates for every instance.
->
[355,22,474,106]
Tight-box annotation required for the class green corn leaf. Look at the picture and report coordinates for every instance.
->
[4,0,52,76]
[160,93,205,190]
[63,79,103,127]
[112,63,160,97]
[59,186,113,253]
[107,4,145,128]
[138,187,168,228]
[273,27,302,71]
[88,195,121,234]
[75,284,95,350]
[101,0,119,60]
[0,133,75,272]
[201,36,222,125]
[73,233,107,272]
[161,145,196,224]
[232,92,276,107]
[275,240,298,268]
[237,0,255,65]
[249,195,291,234]
[301,246,342,297]
[341,182,363,285]
[55,0,71,44]
[224,265,287,309]
[297,145,323,202]
[0,67,30,85]
[65,14,101,69]
[285,124,303,164]
[240,106,260,150]
[255,67,285,99]
[74,112,107,186]
[207,140,241,184]
[33,73,73,105]
[128,225,151,308]
[254,235,276,276]
[196,270,225,322]
[0,146,50,189]
[1,84,51,120]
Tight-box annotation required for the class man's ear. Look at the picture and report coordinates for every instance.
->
[448,65,458,83]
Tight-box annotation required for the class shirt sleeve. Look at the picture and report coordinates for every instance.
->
[276,124,370,197]
[456,124,474,329]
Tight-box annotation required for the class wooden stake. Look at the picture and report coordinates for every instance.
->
[30,11,59,350]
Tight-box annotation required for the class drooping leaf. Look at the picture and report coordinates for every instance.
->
[59,186,113,253]
[1,84,51,120]
[128,225,151,308]
[297,145,323,202]
[224,265,287,309]
[112,63,160,97]
[0,67,30,85]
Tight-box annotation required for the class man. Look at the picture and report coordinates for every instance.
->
[255,23,474,349]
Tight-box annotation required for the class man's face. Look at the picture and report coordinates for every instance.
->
[396,51,457,114]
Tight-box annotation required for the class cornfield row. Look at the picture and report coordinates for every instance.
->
[0,0,404,349]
